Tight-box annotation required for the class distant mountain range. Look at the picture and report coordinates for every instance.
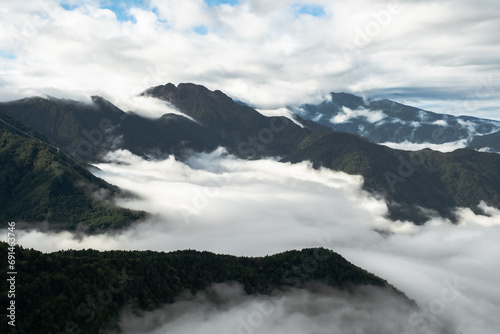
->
[290,92,500,150]
[1,83,500,227]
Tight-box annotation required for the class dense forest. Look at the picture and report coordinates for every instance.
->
[0,111,145,232]
[0,244,401,334]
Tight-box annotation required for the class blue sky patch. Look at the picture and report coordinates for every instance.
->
[193,25,209,35]
[293,4,326,17]
[0,50,16,60]
[61,0,148,22]
[204,0,238,7]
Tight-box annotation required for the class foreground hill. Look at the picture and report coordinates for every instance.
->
[2,84,500,224]
[0,111,145,231]
[0,244,409,334]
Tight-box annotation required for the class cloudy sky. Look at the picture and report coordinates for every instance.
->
[1,0,499,119]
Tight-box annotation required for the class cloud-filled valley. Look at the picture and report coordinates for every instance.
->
[4,148,499,333]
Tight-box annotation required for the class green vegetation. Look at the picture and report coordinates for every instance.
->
[0,96,220,162]
[0,112,145,232]
[0,244,395,334]
[288,132,500,222]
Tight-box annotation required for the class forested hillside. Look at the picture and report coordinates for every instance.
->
[0,112,145,231]
[0,244,401,334]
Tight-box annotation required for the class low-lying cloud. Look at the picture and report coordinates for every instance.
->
[330,106,387,124]
[380,139,468,152]
[3,149,499,333]
[116,282,450,334]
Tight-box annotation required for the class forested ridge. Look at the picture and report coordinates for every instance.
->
[0,244,399,334]
[0,111,145,232]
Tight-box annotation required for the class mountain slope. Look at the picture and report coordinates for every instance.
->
[0,96,221,162]
[287,132,500,222]
[143,83,313,158]
[0,111,145,231]
[0,244,409,334]
[468,130,500,153]
[292,92,500,144]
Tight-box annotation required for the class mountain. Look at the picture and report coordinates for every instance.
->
[2,84,500,224]
[468,130,500,153]
[0,96,220,162]
[291,92,500,145]
[0,111,145,232]
[286,132,500,222]
[146,84,500,223]
[0,244,410,334]
[142,83,313,158]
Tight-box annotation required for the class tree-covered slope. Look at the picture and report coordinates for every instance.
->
[0,244,404,334]
[0,112,145,231]
[287,132,500,222]
[0,96,221,162]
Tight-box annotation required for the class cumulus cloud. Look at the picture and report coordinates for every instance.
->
[2,149,499,333]
[0,0,500,118]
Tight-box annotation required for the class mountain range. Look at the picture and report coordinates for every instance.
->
[1,83,500,227]
[291,92,500,149]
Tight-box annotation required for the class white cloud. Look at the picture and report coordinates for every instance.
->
[0,0,499,118]
[112,95,197,120]
[255,107,305,127]
[119,283,448,334]
[331,106,387,124]
[380,139,468,152]
[2,149,499,332]
[432,120,448,127]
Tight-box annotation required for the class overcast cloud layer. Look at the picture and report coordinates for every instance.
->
[3,149,499,333]
[1,0,499,119]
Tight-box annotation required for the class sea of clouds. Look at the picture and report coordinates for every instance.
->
[3,148,499,333]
